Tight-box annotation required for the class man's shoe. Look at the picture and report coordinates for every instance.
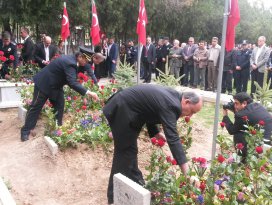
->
[21,133,29,142]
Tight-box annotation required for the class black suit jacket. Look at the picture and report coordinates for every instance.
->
[34,43,57,68]
[103,84,187,165]
[33,55,87,99]
[161,44,172,58]
[141,44,156,64]
[22,37,34,63]
[223,103,272,142]
[0,40,18,69]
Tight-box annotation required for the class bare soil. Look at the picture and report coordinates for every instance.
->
[0,108,213,205]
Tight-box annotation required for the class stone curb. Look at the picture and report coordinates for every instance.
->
[0,177,16,205]
[44,136,58,155]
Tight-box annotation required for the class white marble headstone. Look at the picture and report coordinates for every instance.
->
[114,173,151,205]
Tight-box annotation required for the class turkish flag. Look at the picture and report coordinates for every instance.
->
[136,0,148,45]
[226,0,240,51]
[61,6,70,41]
[91,0,101,46]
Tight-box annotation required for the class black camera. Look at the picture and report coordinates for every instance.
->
[223,100,235,112]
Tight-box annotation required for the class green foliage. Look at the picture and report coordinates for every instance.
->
[113,59,136,89]
[253,72,272,112]
[155,57,183,87]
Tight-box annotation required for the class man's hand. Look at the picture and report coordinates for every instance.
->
[236,66,241,70]
[180,163,188,175]
[162,58,166,62]
[252,64,257,70]
[154,132,166,142]
[223,109,228,116]
[86,90,99,102]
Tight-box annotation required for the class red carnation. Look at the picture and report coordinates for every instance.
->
[250,130,257,135]
[220,122,226,128]
[171,159,177,165]
[185,116,190,123]
[242,116,248,121]
[9,55,15,61]
[0,51,4,56]
[157,138,165,147]
[1,56,7,62]
[236,143,244,150]
[255,146,263,154]
[258,120,265,126]
[217,154,225,163]
[151,137,157,145]
[81,105,87,110]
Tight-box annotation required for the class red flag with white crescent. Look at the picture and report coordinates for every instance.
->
[226,0,240,51]
[136,0,148,45]
[61,6,70,41]
[91,0,101,46]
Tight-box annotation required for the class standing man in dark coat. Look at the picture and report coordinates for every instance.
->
[20,27,34,64]
[161,37,172,71]
[182,37,198,86]
[155,38,164,78]
[221,49,235,94]
[233,41,251,93]
[103,84,203,204]
[34,36,57,68]
[141,36,156,83]
[0,32,18,78]
[106,37,118,78]
[20,47,105,141]
[126,40,136,67]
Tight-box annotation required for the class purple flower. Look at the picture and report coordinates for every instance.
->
[215,180,223,186]
[223,175,230,181]
[55,129,62,136]
[80,119,90,128]
[197,195,204,204]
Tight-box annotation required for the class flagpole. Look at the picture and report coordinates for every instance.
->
[137,0,142,85]
[64,2,67,55]
[211,0,229,160]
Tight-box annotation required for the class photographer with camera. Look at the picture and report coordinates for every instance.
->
[222,92,272,160]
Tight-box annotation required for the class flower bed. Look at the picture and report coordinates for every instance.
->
[145,120,272,204]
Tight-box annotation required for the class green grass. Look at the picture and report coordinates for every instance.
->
[194,102,234,128]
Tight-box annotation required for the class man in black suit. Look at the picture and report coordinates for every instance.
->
[141,36,156,83]
[103,84,203,204]
[20,47,105,141]
[0,32,18,78]
[161,36,172,70]
[222,92,272,159]
[20,27,34,64]
[34,36,57,68]
[106,37,118,78]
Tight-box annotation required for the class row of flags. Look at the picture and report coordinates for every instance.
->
[61,0,240,50]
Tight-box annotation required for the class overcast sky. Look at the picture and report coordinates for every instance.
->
[248,0,272,8]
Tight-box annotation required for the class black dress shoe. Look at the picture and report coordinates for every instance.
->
[21,133,29,142]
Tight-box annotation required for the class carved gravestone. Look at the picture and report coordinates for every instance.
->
[114,173,151,205]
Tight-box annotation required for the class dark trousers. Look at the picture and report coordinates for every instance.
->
[106,59,116,78]
[183,63,194,86]
[268,70,272,89]
[235,69,250,93]
[21,86,64,136]
[106,100,144,204]
[143,59,153,83]
[251,69,264,95]
[156,61,165,78]
[222,71,233,93]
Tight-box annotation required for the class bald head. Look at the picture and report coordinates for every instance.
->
[180,92,203,117]
[44,36,52,47]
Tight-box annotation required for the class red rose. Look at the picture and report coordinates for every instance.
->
[112,88,117,93]
[236,143,244,150]
[220,122,226,128]
[0,51,4,56]
[255,146,263,154]
[100,85,105,89]
[258,120,265,126]
[218,194,225,200]
[9,55,15,61]
[185,116,190,123]
[151,137,157,145]
[260,166,266,172]
[242,116,248,121]
[73,96,77,100]
[166,156,172,163]
[217,154,225,163]
[200,181,206,191]
[171,159,177,165]
[157,138,165,147]
[179,182,186,188]
[192,157,197,163]
[81,105,87,110]
[250,130,257,135]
